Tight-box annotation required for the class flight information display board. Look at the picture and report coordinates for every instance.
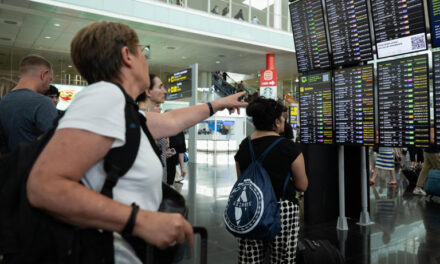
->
[299,72,333,144]
[429,0,440,47]
[166,68,192,100]
[378,55,429,147]
[325,0,373,66]
[433,52,440,145]
[289,0,331,72]
[334,65,374,146]
[371,0,427,58]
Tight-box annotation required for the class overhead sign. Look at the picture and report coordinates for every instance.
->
[259,69,277,100]
[166,68,192,100]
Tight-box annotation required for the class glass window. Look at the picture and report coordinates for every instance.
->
[210,0,230,17]
[187,0,208,13]
[232,0,248,22]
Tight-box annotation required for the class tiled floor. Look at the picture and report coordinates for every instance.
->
[178,154,440,264]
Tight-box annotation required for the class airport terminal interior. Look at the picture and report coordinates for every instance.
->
[1,0,440,263]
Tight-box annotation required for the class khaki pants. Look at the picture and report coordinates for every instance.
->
[417,152,440,188]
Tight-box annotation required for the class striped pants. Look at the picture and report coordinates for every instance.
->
[237,200,300,264]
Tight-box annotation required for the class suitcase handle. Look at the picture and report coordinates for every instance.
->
[193,226,208,264]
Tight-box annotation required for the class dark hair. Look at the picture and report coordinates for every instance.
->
[19,55,51,75]
[246,97,286,131]
[136,74,158,103]
[71,21,139,84]
[45,85,59,96]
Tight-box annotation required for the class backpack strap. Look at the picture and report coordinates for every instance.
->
[250,137,291,198]
[281,171,291,197]
[247,136,256,162]
[257,137,284,163]
[101,84,141,199]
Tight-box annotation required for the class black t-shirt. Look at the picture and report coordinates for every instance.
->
[234,136,301,202]
[167,131,186,166]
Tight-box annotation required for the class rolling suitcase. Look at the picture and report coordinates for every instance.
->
[144,226,208,264]
[296,239,345,264]
[425,170,440,196]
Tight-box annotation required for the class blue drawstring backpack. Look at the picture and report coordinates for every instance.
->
[224,137,290,241]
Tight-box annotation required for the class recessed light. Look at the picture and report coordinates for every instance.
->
[181,56,187,59]
[216,61,221,64]
[3,20,17,25]
[54,23,61,27]
[68,65,72,68]
[44,36,51,39]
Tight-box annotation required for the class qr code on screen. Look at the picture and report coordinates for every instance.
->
[411,35,426,50]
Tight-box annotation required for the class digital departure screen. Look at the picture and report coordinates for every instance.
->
[429,0,440,47]
[299,72,333,144]
[166,68,192,100]
[378,55,429,147]
[325,0,373,66]
[334,65,374,146]
[289,0,331,72]
[371,0,427,58]
[433,52,440,145]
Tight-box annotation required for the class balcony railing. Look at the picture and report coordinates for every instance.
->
[153,0,292,32]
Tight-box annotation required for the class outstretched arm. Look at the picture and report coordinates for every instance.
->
[146,92,248,139]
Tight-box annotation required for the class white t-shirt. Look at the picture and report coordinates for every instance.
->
[58,81,163,264]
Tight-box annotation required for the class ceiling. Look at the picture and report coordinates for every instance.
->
[0,0,298,86]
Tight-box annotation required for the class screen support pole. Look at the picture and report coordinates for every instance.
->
[188,63,199,264]
[337,145,348,230]
[357,146,373,226]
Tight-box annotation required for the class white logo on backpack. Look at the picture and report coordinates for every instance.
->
[224,179,264,234]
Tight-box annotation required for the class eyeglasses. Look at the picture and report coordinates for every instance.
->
[139,45,150,59]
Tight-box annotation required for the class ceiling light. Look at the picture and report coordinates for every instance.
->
[68,65,72,68]
[181,56,187,59]
[243,0,274,10]
[54,23,61,27]
[44,36,51,39]
[216,61,221,64]
[3,20,17,25]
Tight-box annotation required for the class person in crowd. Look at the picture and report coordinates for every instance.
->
[136,73,168,183]
[400,148,408,167]
[166,130,186,185]
[222,6,229,16]
[279,107,293,140]
[176,0,184,6]
[0,77,17,98]
[413,127,440,196]
[252,16,260,24]
[234,97,308,263]
[27,21,247,263]
[222,71,228,81]
[211,5,219,14]
[234,9,244,20]
[0,55,57,153]
[237,80,244,92]
[369,147,399,185]
[45,84,60,106]
[0,77,17,156]
[408,146,424,167]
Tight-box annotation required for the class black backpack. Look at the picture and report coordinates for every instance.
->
[0,84,159,263]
